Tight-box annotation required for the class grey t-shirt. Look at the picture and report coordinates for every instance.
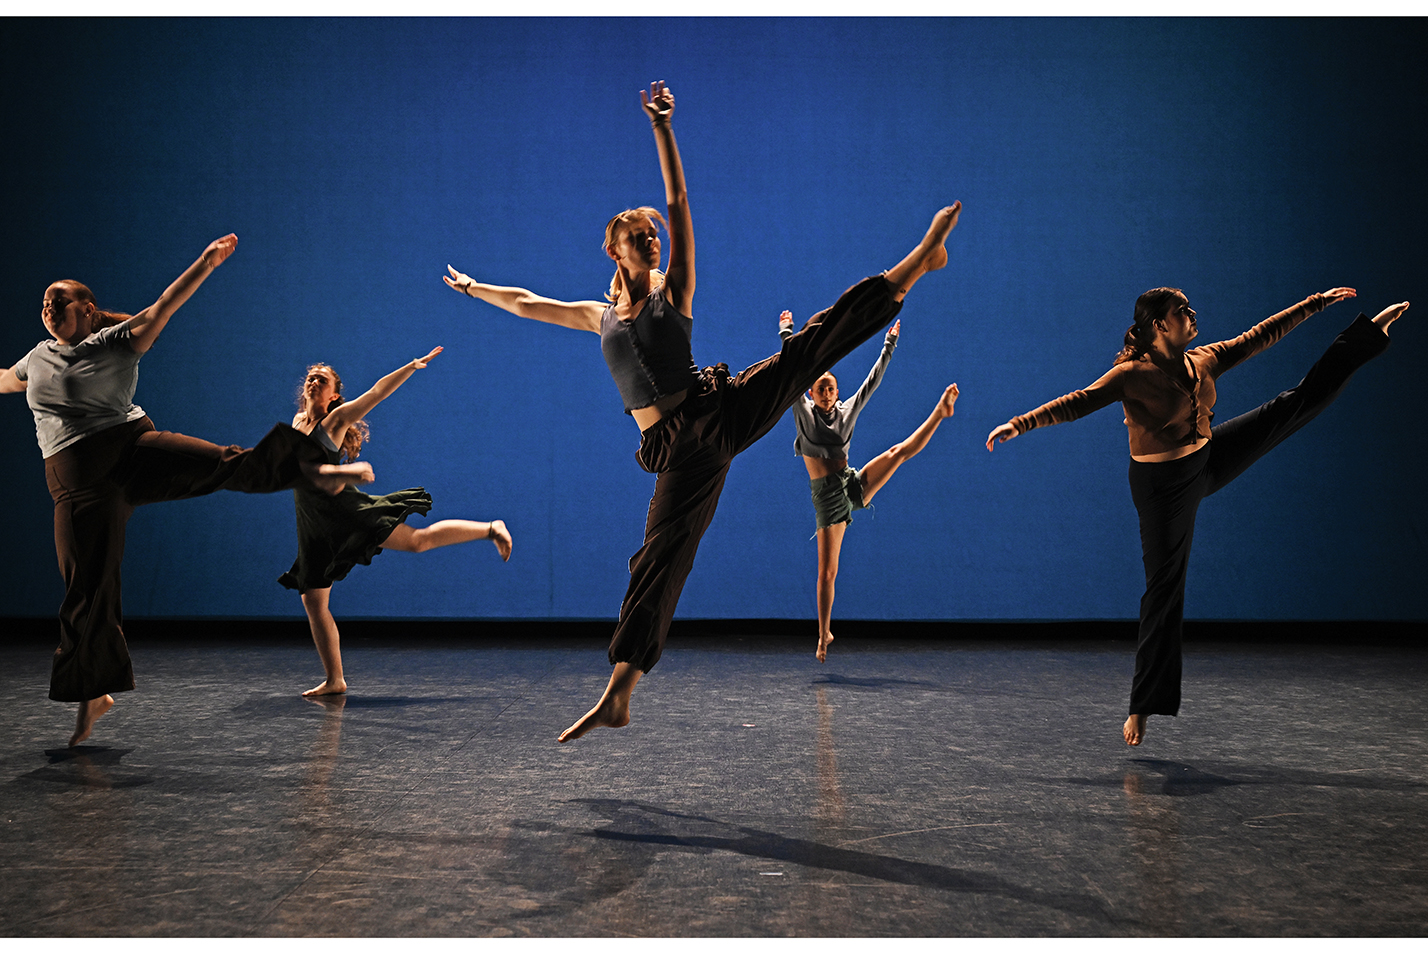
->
[13,320,146,458]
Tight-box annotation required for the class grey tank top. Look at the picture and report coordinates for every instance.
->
[599,286,700,413]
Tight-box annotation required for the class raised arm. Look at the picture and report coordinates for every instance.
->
[444,267,605,334]
[843,320,900,419]
[642,81,694,316]
[0,365,25,394]
[324,347,444,433]
[127,234,238,354]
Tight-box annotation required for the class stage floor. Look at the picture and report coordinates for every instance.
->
[2,630,1425,937]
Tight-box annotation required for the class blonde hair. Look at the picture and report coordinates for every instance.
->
[294,363,369,462]
[603,207,667,303]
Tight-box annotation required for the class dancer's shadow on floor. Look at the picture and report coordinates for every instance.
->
[517,798,1132,928]
[1068,758,1428,797]
[811,673,946,692]
[11,746,151,789]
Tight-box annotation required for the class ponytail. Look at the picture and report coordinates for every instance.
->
[1114,287,1183,365]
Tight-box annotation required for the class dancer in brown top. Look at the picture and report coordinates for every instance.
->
[987,287,1407,745]
[445,81,961,741]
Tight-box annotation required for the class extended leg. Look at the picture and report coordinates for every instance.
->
[859,383,959,502]
[815,521,849,662]
[300,588,346,696]
[883,203,961,300]
[383,519,512,561]
[1206,314,1391,494]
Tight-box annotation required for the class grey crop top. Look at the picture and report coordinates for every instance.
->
[780,323,897,459]
[599,286,700,413]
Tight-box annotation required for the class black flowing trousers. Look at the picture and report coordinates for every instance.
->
[608,275,904,672]
[44,417,323,702]
[1126,314,1390,715]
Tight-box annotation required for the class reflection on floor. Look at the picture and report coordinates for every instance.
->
[2,630,1425,936]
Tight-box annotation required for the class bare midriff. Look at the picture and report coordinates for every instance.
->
[632,389,690,432]
[803,455,848,480]
[1131,436,1209,463]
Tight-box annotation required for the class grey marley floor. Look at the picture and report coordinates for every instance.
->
[2,630,1425,936]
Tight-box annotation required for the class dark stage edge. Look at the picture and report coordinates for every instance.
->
[2,627,1425,937]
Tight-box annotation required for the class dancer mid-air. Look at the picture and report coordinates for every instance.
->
[777,313,959,661]
[0,235,370,746]
[987,285,1407,746]
[445,81,961,741]
[283,349,513,697]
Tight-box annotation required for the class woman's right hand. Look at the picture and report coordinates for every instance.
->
[1319,287,1357,305]
[444,265,474,296]
[986,422,1018,452]
[412,346,443,369]
[777,309,793,329]
[641,80,675,125]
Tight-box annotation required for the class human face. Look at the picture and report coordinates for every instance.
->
[304,367,340,417]
[810,374,839,412]
[610,218,662,274]
[1158,296,1198,349]
[41,284,92,345]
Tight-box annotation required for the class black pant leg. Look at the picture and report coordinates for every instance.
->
[1207,314,1389,495]
[720,275,903,456]
[1127,451,1211,716]
[45,424,143,702]
[608,431,732,672]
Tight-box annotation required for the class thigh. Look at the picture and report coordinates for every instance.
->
[120,428,244,505]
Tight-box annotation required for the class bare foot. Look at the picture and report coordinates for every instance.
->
[488,519,513,562]
[559,661,641,742]
[70,694,114,746]
[1372,301,1409,333]
[302,679,347,697]
[885,202,962,298]
[304,461,374,495]
[817,630,834,663]
[1124,713,1147,746]
[936,383,959,418]
[917,202,962,274]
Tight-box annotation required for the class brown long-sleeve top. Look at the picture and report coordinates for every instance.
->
[1009,293,1329,457]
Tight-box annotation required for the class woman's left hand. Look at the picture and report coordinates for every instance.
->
[1319,287,1356,305]
[413,346,443,369]
[202,234,238,268]
[641,80,675,124]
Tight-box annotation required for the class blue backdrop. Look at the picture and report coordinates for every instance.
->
[2,17,1423,622]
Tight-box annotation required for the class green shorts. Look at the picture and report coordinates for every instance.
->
[810,465,867,530]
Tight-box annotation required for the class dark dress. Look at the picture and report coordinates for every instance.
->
[278,427,432,593]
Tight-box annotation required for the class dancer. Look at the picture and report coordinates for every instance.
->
[777,313,959,661]
[986,286,1407,745]
[445,80,961,741]
[282,349,513,696]
[0,234,370,746]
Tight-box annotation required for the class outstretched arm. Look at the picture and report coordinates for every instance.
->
[844,320,900,419]
[642,80,695,316]
[325,346,444,431]
[127,234,238,354]
[444,267,605,333]
[0,366,25,394]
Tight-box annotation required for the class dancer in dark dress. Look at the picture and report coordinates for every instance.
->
[987,286,1408,745]
[445,81,962,740]
[777,313,960,661]
[284,349,513,696]
[0,234,370,745]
